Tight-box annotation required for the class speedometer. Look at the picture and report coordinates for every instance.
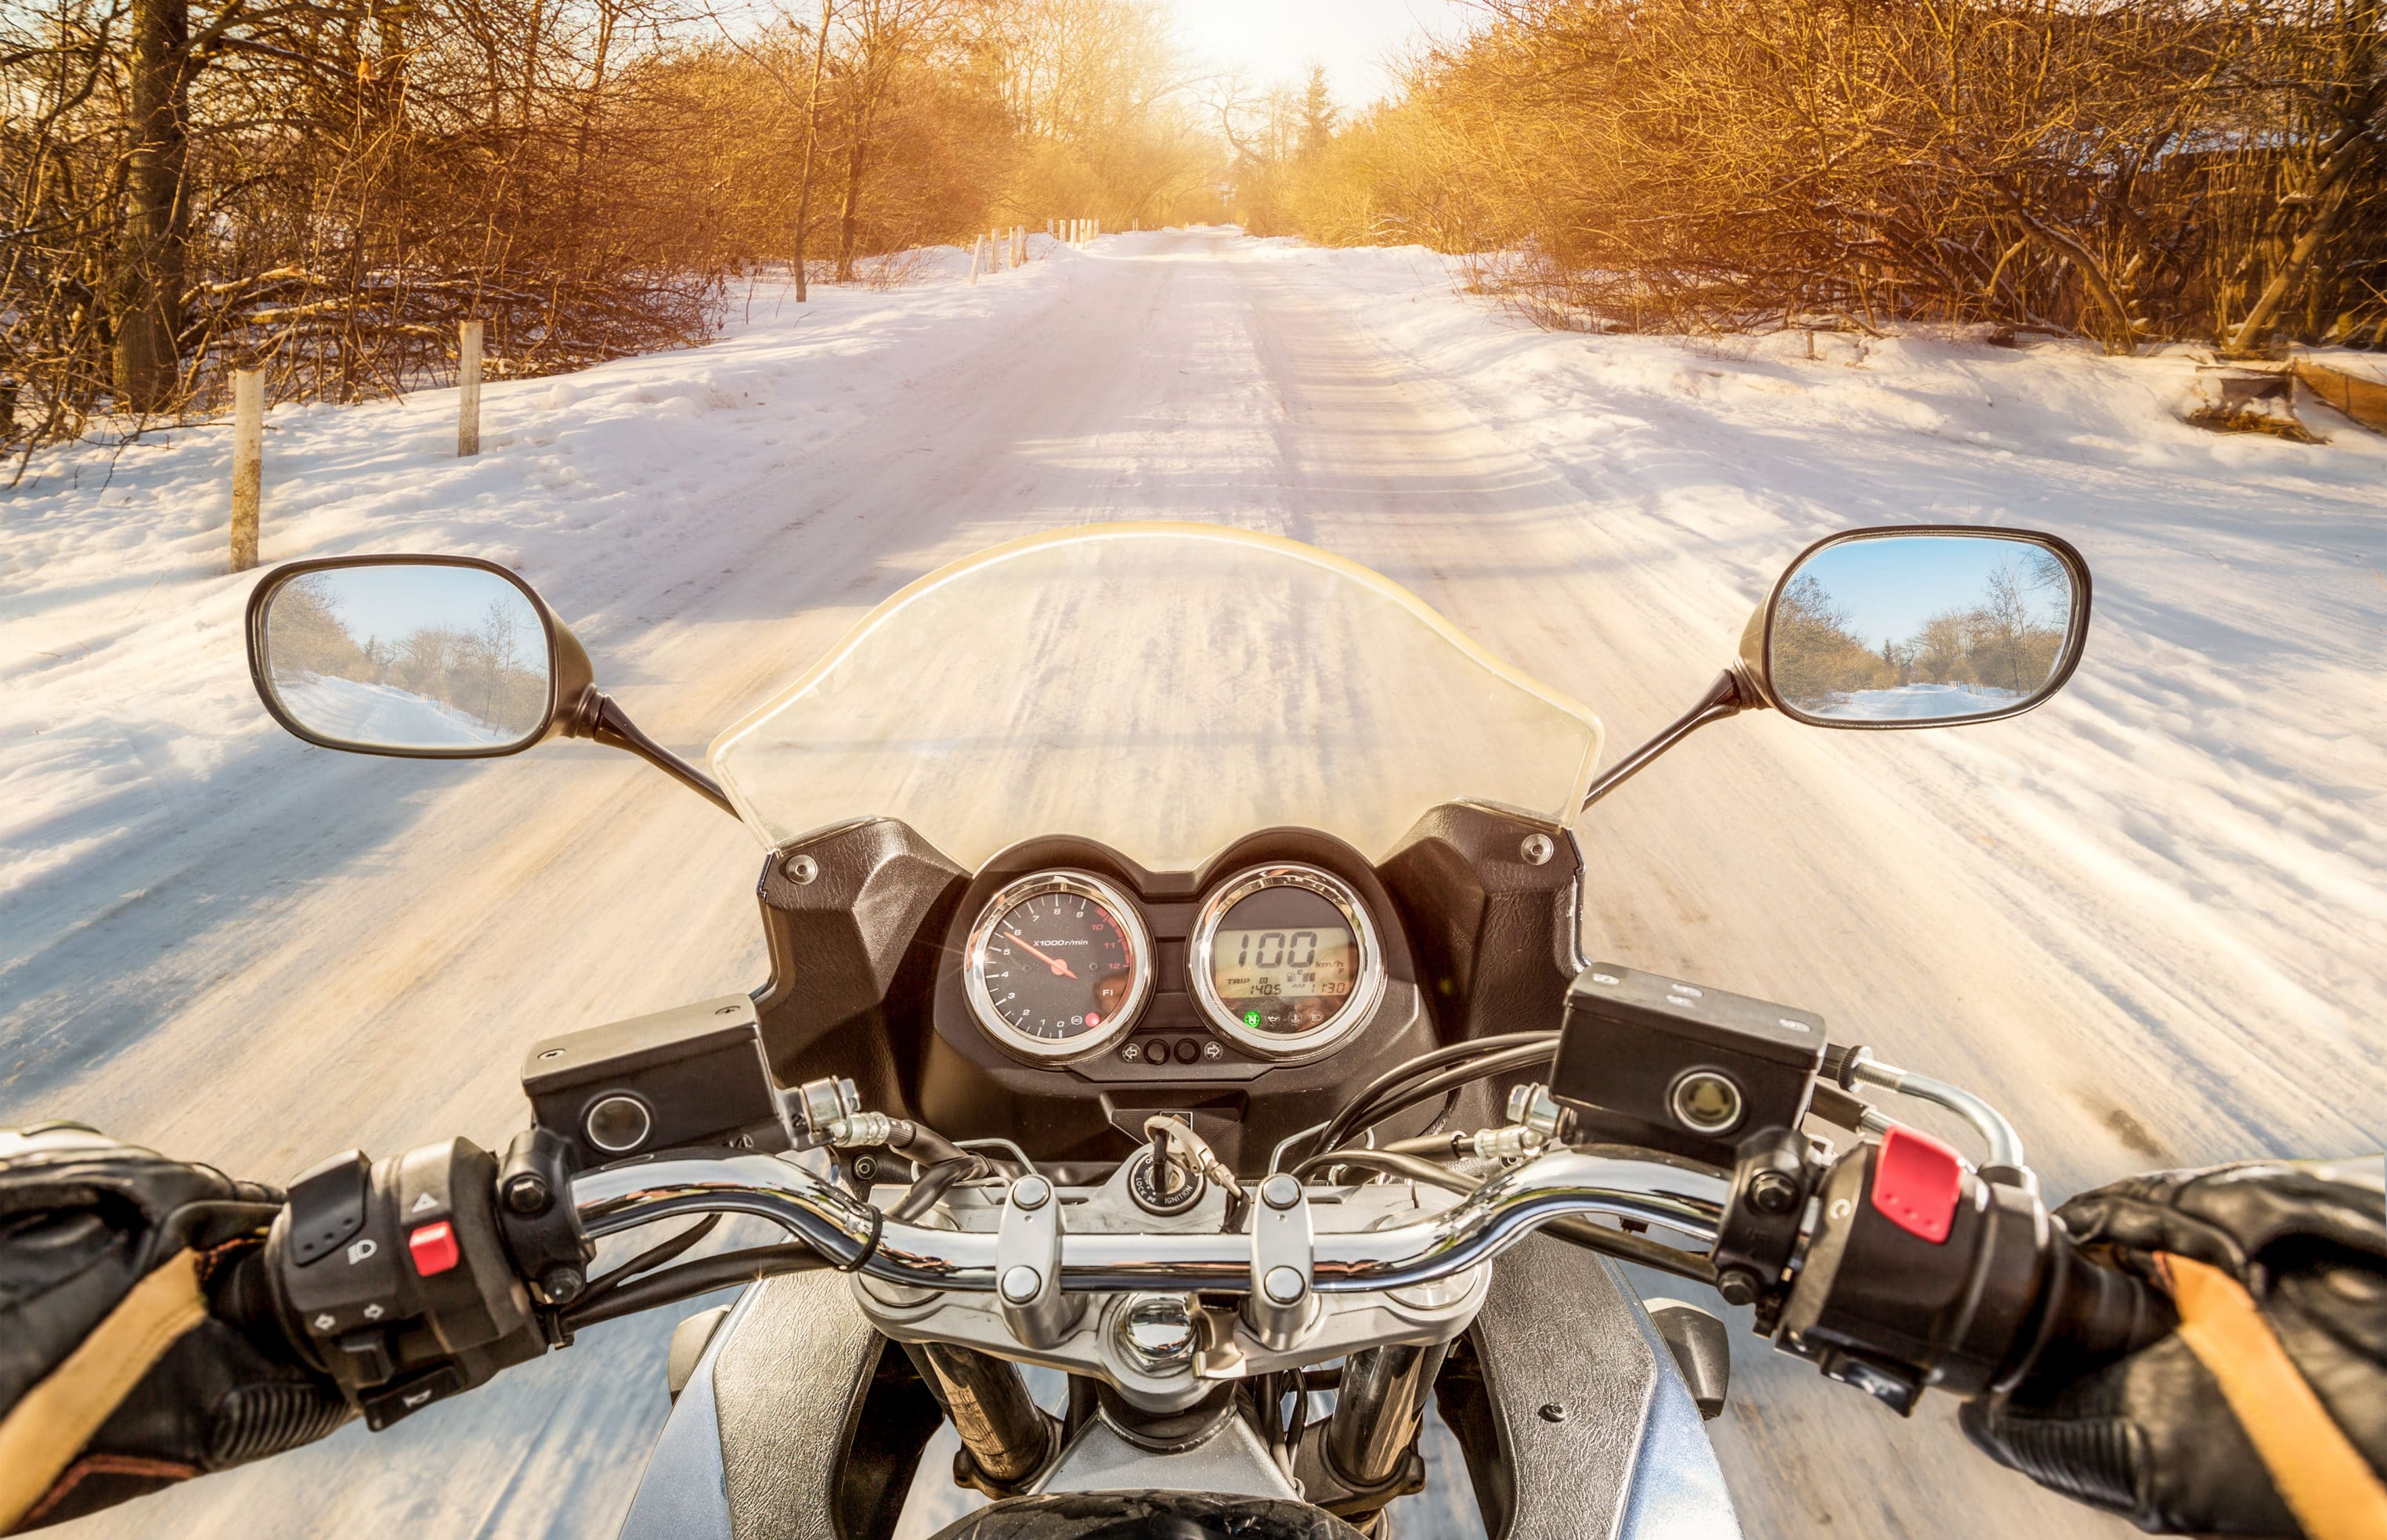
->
[964,871,1152,1062]
[1190,864,1384,1060]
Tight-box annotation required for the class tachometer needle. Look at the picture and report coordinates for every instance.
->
[1002,929,1078,979]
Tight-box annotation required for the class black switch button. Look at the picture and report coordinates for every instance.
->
[360,1363,465,1431]
[1173,1038,1201,1065]
[287,1149,370,1267]
[335,1328,395,1386]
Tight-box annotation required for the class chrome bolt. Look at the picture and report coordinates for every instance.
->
[1000,1265,1043,1304]
[1010,1175,1052,1210]
[1538,1402,1569,1424]
[1262,1265,1306,1305]
[1520,833,1556,866]
[1260,1174,1302,1210]
[783,853,819,885]
[1116,1294,1200,1374]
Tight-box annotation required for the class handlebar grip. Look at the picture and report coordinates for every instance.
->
[2002,1224,2175,1394]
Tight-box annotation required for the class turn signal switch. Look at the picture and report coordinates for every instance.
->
[272,1138,551,1429]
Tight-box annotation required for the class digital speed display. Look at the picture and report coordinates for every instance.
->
[1211,920,1357,1009]
[1192,864,1383,1059]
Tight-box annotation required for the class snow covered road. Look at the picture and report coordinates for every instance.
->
[5,227,2383,1538]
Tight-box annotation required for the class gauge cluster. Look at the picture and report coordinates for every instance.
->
[747,802,1575,1172]
[936,834,1423,1090]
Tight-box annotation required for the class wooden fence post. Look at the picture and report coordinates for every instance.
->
[457,319,483,457]
[229,368,263,574]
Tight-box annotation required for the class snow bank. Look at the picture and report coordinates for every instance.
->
[0,236,1090,959]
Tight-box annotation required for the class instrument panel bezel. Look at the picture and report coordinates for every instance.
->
[1187,862,1386,1062]
[961,869,1154,1063]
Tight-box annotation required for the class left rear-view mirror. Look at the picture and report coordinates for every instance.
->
[247,555,590,757]
[1741,528,2091,729]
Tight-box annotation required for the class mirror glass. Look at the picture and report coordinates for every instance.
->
[259,563,553,752]
[1768,534,2079,723]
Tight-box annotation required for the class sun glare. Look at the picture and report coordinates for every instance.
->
[1163,0,1477,106]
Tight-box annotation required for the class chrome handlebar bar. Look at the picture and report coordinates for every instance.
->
[569,1145,1731,1294]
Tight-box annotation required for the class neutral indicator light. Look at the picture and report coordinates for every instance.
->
[1244,1010,1262,1028]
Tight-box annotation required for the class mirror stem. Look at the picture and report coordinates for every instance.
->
[1581,669,1746,810]
[565,689,738,819]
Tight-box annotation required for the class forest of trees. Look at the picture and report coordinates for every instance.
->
[1,0,1221,449]
[11,0,2378,458]
[1244,0,2384,356]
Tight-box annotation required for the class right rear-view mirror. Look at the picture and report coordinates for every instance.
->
[1740,528,2092,729]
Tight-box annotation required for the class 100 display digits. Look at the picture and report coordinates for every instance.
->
[1228,928,1350,970]
[1237,929,1313,968]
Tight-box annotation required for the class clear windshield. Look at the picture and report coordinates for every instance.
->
[708,525,1604,871]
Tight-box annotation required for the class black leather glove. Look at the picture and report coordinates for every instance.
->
[1960,1156,2387,1537]
[0,1123,352,1531]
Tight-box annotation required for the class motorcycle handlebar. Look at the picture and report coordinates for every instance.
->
[266,1130,2172,1432]
[566,1146,1735,1293]
[563,1134,2173,1412]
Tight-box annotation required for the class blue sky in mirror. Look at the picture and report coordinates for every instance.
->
[1793,536,2071,648]
[308,564,540,655]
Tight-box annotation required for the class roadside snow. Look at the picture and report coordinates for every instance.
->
[1818,682,2025,722]
[274,676,518,748]
[0,238,1070,966]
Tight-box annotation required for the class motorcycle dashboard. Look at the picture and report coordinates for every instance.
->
[929,828,1427,1096]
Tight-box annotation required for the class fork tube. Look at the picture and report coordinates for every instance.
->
[903,1341,1050,1487]
[1325,1341,1450,1491]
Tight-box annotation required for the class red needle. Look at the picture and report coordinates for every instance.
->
[1002,929,1078,979]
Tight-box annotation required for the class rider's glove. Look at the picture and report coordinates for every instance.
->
[0,1123,352,1532]
[1960,1156,2386,1538]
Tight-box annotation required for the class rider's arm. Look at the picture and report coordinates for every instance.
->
[0,1124,350,1532]
[1962,1156,2387,1538]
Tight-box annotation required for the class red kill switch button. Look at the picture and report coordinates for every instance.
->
[408,1221,460,1277]
[1870,1127,1963,1244]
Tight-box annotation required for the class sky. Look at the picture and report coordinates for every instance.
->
[290,564,546,658]
[1164,0,1479,107]
[1796,536,2075,649]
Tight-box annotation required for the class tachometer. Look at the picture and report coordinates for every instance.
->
[1190,864,1384,1061]
[965,871,1153,1062]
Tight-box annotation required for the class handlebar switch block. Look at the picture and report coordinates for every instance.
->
[1551,965,1825,1166]
[1776,1134,2059,1412]
[273,1138,545,1423]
